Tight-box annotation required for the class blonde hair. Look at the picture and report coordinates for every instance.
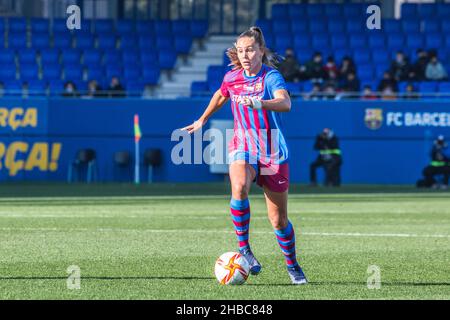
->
[226,26,279,70]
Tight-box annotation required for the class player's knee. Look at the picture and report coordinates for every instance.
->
[232,182,249,199]
[269,214,288,230]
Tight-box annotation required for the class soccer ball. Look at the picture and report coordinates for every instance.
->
[214,252,250,285]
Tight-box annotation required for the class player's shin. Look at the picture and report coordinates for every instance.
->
[230,198,251,252]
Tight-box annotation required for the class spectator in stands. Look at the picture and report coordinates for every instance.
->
[108,76,126,98]
[389,51,412,82]
[340,72,360,98]
[404,83,420,100]
[322,84,338,100]
[0,82,4,97]
[85,80,103,98]
[410,49,429,81]
[425,56,448,81]
[338,56,356,82]
[278,48,301,82]
[62,81,79,98]
[378,71,398,93]
[323,56,339,87]
[305,83,322,100]
[304,52,326,83]
[361,85,378,100]
[22,82,29,99]
[381,86,397,100]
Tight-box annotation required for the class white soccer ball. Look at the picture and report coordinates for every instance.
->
[214,251,250,285]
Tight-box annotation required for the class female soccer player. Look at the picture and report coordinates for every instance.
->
[181,26,307,284]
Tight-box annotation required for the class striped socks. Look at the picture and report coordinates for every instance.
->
[230,198,251,252]
[274,221,299,268]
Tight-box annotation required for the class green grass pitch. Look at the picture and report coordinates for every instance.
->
[0,183,449,300]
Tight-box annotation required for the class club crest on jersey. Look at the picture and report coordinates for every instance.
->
[244,85,254,91]
[255,82,262,91]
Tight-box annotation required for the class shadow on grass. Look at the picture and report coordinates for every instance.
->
[247,281,450,287]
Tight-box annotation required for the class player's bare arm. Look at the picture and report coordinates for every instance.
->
[180,90,229,134]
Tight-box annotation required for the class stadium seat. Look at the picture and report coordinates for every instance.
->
[156,36,174,50]
[312,34,329,50]
[368,34,385,49]
[138,35,156,50]
[346,20,365,33]
[174,35,193,54]
[48,80,64,95]
[32,33,50,49]
[0,18,5,32]
[343,3,364,17]
[53,33,73,48]
[272,20,290,33]
[287,4,307,20]
[358,65,374,82]
[402,21,420,33]
[119,36,138,50]
[372,52,389,65]
[8,33,28,49]
[441,21,450,33]
[142,67,160,85]
[126,80,145,96]
[172,20,191,36]
[275,35,292,53]
[349,35,366,49]
[123,67,141,80]
[42,65,62,80]
[401,3,418,19]
[51,19,69,34]
[438,82,450,93]
[40,49,60,64]
[135,20,154,35]
[75,34,95,49]
[271,4,289,20]
[417,4,436,19]
[383,20,401,33]
[18,50,37,65]
[93,19,114,34]
[0,49,15,64]
[386,34,404,50]
[0,66,17,80]
[290,20,307,33]
[306,4,324,17]
[154,20,172,35]
[328,21,345,34]
[104,51,122,65]
[9,18,27,32]
[31,18,49,33]
[293,35,310,50]
[309,20,327,33]
[19,64,40,80]
[436,3,450,18]
[324,4,342,17]
[122,51,139,65]
[423,19,440,33]
[406,34,424,50]
[97,34,117,50]
[190,20,208,38]
[86,67,104,81]
[255,19,272,34]
[83,50,102,65]
[61,49,81,64]
[285,82,301,96]
[116,20,134,34]
[27,80,47,93]
[419,82,438,93]
[64,65,83,80]
[354,51,371,64]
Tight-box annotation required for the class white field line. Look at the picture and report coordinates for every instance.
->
[0,227,448,238]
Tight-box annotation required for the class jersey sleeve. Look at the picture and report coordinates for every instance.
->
[265,70,287,97]
[220,75,230,97]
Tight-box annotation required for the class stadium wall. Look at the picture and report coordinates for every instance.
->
[1,97,449,184]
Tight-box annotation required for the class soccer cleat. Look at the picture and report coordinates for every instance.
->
[287,265,308,285]
[240,248,262,275]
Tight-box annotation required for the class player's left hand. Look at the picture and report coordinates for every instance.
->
[241,96,262,110]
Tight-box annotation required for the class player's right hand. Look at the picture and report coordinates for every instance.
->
[180,119,205,134]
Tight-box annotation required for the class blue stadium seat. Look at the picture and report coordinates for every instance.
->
[0,49,15,64]
[142,67,160,85]
[0,18,5,32]
[386,34,404,50]
[296,50,314,65]
[285,82,301,96]
[8,33,27,49]
[61,49,81,64]
[93,19,114,34]
[0,65,16,80]
[18,49,37,64]
[9,18,27,32]
[401,3,417,19]
[135,21,154,35]
[52,19,71,33]
[105,66,123,80]
[31,19,49,33]
[126,80,145,96]
[86,67,104,81]
[255,19,272,34]
[207,65,225,84]
[42,65,62,80]
[271,4,289,20]
[417,4,436,19]
[328,21,345,34]
[48,80,64,94]
[174,35,193,54]
[343,4,364,18]
[349,35,366,49]
[334,50,349,64]
[156,36,174,50]
[40,49,60,64]
[402,21,420,33]
[154,20,172,35]
[119,35,138,50]
[309,20,327,33]
[104,51,122,65]
[425,33,444,49]
[383,19,401,33]
[116,20,134,34]
[436,3,450,19]
[275,35,292,53]
[123,67,141,80]
[312,34,329,50]
[272,20,290,33]
[354,51,371,64]
[75,34,95,49]
[27,80,47,93]
[64,65,83,80]
[372,52,389,65]
[172,20,191,36]
[264,34,274,50]
[191,81,209,97]
[83,50,102,65]
[423,20,440,33]
[358,65,374,82]
[368,34,385,49]
[158,51,177,69]
[287,4,307,20]
[293,35,310,50]
[138,35,156,50]
[375,64,389,79]
[406,34,424,50]
[31,33,50,49]
[190,20,208,38]
[0,33,4,48]
[97,34,117,49]
[346,20,365,33]
[302,81,314,93]
[324,4,342,17]
[141,52,158,67]
[290,20,307,33]
[441,21,450,33]
[306,4,324,17]
[53,33,73,48]
[19,63,40,80]
[444,35,450,49]
[122,51,139,65]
